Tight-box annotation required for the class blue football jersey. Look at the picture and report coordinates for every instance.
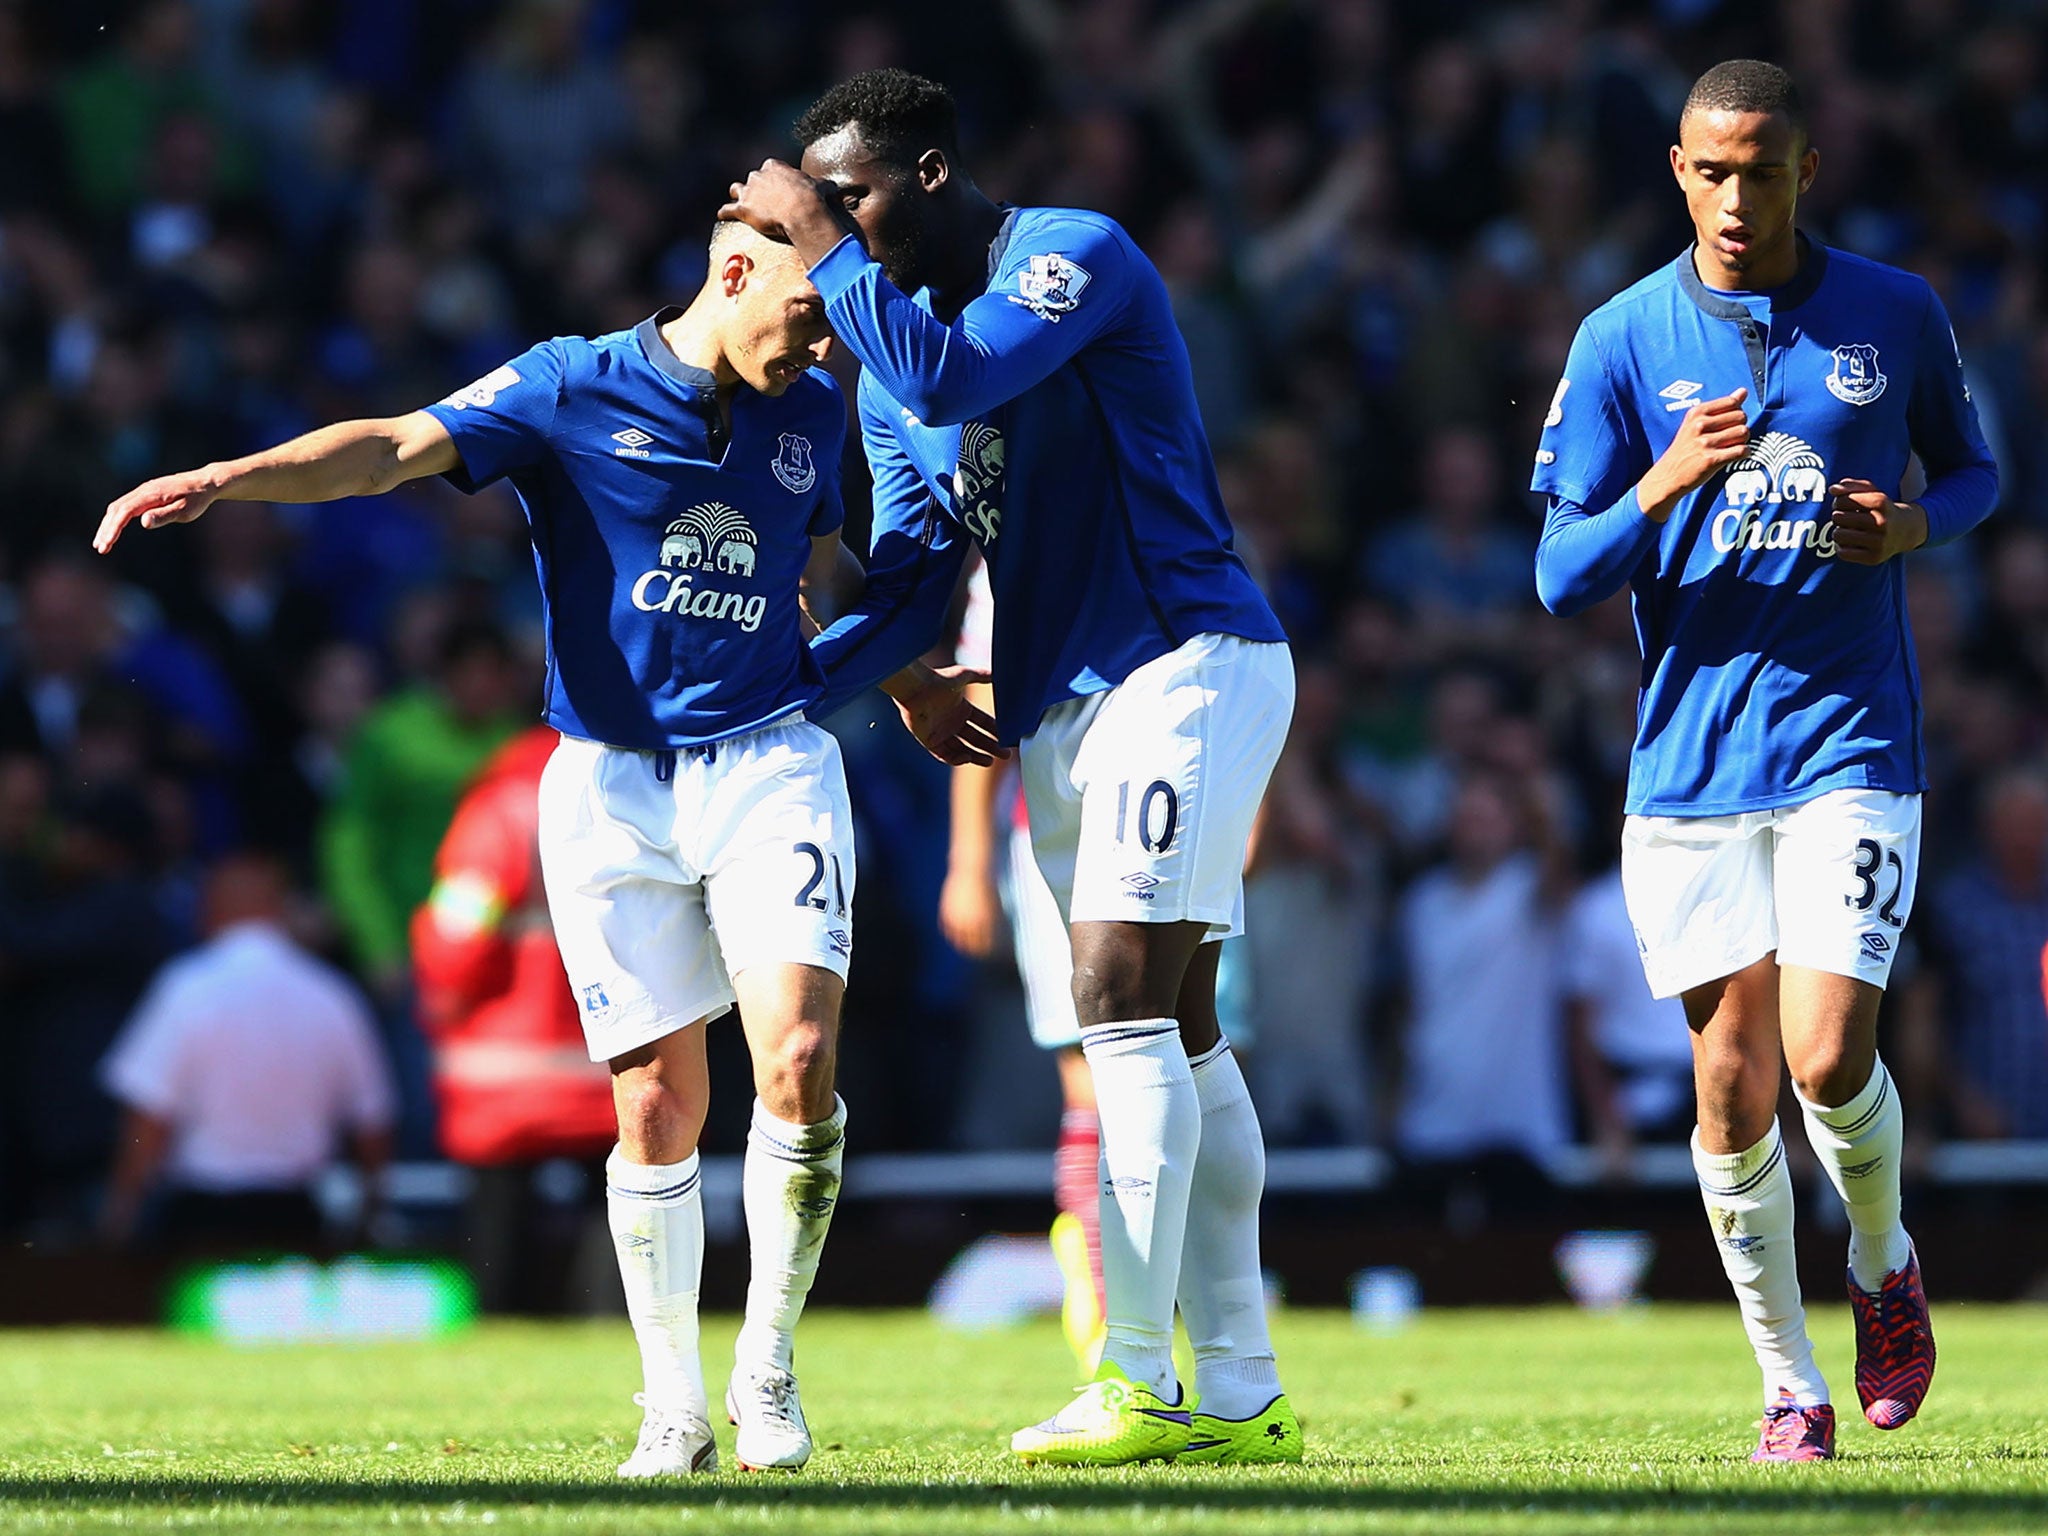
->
[806,206,1284,744]
[1532,240,1998,816]
[423,311,845,749]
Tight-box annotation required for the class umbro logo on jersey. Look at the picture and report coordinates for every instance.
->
[630,501,768,630]
[611,427,655,458]
[1660,379,1705,411]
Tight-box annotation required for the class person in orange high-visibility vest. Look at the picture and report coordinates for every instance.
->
[414,726,617,1310]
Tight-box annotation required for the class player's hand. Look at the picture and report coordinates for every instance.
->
[893,664,1010,768]
[1636,387,1749,522]
[938,867,1003,958]
[1828,479,1927,565]
[720,160,857,265]
[94,468,222,553]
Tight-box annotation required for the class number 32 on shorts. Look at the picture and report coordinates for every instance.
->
[1846,837,1906,927]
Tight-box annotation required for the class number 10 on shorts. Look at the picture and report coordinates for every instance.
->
[1113,779,1180,854]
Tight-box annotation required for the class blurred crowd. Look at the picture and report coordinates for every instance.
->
[4,0,2048,1244]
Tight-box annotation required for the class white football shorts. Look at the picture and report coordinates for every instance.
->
[1621,787,1921,1000]
[1020,632,1294,940]
[537,719,856,1063]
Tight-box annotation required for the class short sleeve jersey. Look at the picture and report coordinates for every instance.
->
[423,311,845,749]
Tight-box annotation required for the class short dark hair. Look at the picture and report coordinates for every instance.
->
[794,68,960,169]
[1682,59,1808,142]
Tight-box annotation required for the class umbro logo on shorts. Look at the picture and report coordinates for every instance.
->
[1859,932,1893,964]
[1120,871,1161,901]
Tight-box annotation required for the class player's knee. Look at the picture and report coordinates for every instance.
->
[611,1068,699,1162]
[757,1021,836,1123]
[1070,955,1162,1026]
[1787,1040,1864,1109]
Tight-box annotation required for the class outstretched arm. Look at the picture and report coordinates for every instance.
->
[94,412,458,553]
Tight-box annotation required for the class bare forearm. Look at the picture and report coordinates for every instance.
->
[948,685,1003,876]
[205,418,445,504]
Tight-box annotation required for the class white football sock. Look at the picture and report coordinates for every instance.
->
[732,1095,846,1375]
[1178,1038,1282,1421]
[1797,1058,1911,1293]
[606,1147,706,1416]
[1692,1120,1827,1408]
[1082,1018,1199,1399]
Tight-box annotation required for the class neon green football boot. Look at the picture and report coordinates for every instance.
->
[1010,1360,1192,1465]
[1179,1393,1305,1464]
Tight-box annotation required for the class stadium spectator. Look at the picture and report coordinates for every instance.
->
[98,851,392,1250]
[1562,860,1698,1177]
[1240,658,1381,1147]
[319,618,522,1001]
[1915,771,2048,1138]
[1391,771,1570,1180]
[0,783,176,1234]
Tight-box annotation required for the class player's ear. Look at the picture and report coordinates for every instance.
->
[720,249,751,299]
[1668,142,1685,185]
[915,148,949,194]
[1797,144,1819,196]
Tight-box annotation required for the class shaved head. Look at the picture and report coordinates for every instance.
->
[709,217,801,272]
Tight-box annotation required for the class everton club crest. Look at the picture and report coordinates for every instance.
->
[1825,344,1886,406]
[772,432,816,494]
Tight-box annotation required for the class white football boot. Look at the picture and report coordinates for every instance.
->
[616,1393,718,1476]
[725,1365,812,1471]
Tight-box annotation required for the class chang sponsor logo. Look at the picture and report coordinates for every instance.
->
[630,501,769,631]
[1710,431,1838,558]
[953,421,1006,546]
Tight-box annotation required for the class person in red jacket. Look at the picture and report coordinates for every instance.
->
[413,726,617,1310]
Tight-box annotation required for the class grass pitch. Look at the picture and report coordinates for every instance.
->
[1,1306,2044,1534]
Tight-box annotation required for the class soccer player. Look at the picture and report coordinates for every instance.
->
[723,69,1300,1466]
[94,220,996,1476]
[1533,61,1996,1461]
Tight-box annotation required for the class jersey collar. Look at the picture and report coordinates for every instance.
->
[636,308,721,392]
[1675,231,1829,317]
[986,206,1021,284]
